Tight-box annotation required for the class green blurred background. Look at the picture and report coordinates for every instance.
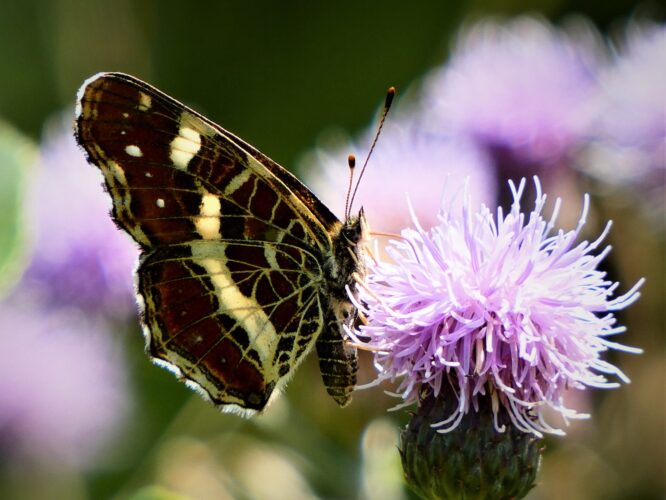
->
[0,1,664,499]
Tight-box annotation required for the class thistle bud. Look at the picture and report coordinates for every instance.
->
[400,389,542,500]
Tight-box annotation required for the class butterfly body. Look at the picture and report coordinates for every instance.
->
[75,73,363,413]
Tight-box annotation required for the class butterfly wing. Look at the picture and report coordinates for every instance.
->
[139,240,326,411]
[75,72,349,411]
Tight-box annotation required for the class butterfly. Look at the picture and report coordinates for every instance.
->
[75,72,377,414]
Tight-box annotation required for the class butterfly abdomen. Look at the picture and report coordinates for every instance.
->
[315,210,368,406]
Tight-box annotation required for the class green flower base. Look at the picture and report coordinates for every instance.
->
[400,390,543,500]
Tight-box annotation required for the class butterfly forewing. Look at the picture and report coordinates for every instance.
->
[75,72,361,412]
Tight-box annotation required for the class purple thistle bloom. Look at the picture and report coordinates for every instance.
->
[351,177,643,437]
[590,24,665,166]
[583,24,666,211]
[421,17,602,171]
[0,304,130,466]
[303,113,496,232]
[20,119,137,316]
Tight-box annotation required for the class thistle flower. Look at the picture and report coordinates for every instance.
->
[0,117,135,469]
[582,24,666,222]
[302,111,495,232]
[20,119,137,316]
[0,304,130,466]
[351,177,643,437]
[421,17,602,173]
[588,24,665,172]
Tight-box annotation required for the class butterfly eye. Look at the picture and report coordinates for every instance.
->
[342,226,358,243]
[341,218,365,243]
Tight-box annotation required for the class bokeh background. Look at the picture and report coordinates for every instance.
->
[0,1,664,499]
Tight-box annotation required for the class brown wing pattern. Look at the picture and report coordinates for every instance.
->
[139,241,325,410]
[75,72,334,252]
[75,73,345,412]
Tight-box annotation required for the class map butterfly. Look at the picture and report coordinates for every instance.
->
[75,73,386,413]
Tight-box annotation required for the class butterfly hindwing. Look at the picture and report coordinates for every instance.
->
[75,72,360,412]
[139,241,325,410]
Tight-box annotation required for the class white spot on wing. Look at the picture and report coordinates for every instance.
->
[200,193,221,216]
[138,92,152,111]
[156,198,165,208]
[125,145,143,157]
[194,192,221,239]
[170,122,202,169]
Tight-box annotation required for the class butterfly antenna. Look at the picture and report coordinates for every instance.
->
[348,86,395,214]
[344,154,356,219]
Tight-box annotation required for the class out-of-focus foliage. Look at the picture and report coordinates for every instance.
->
[0,122,35,295]
[0,1,663,500]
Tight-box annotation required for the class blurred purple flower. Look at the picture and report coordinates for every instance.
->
[0,304,130,466]
[351,177,643,436]
[583,24,666,199]
[20,119,137,317]
[303,113,496,232]
[421,17,602,173]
